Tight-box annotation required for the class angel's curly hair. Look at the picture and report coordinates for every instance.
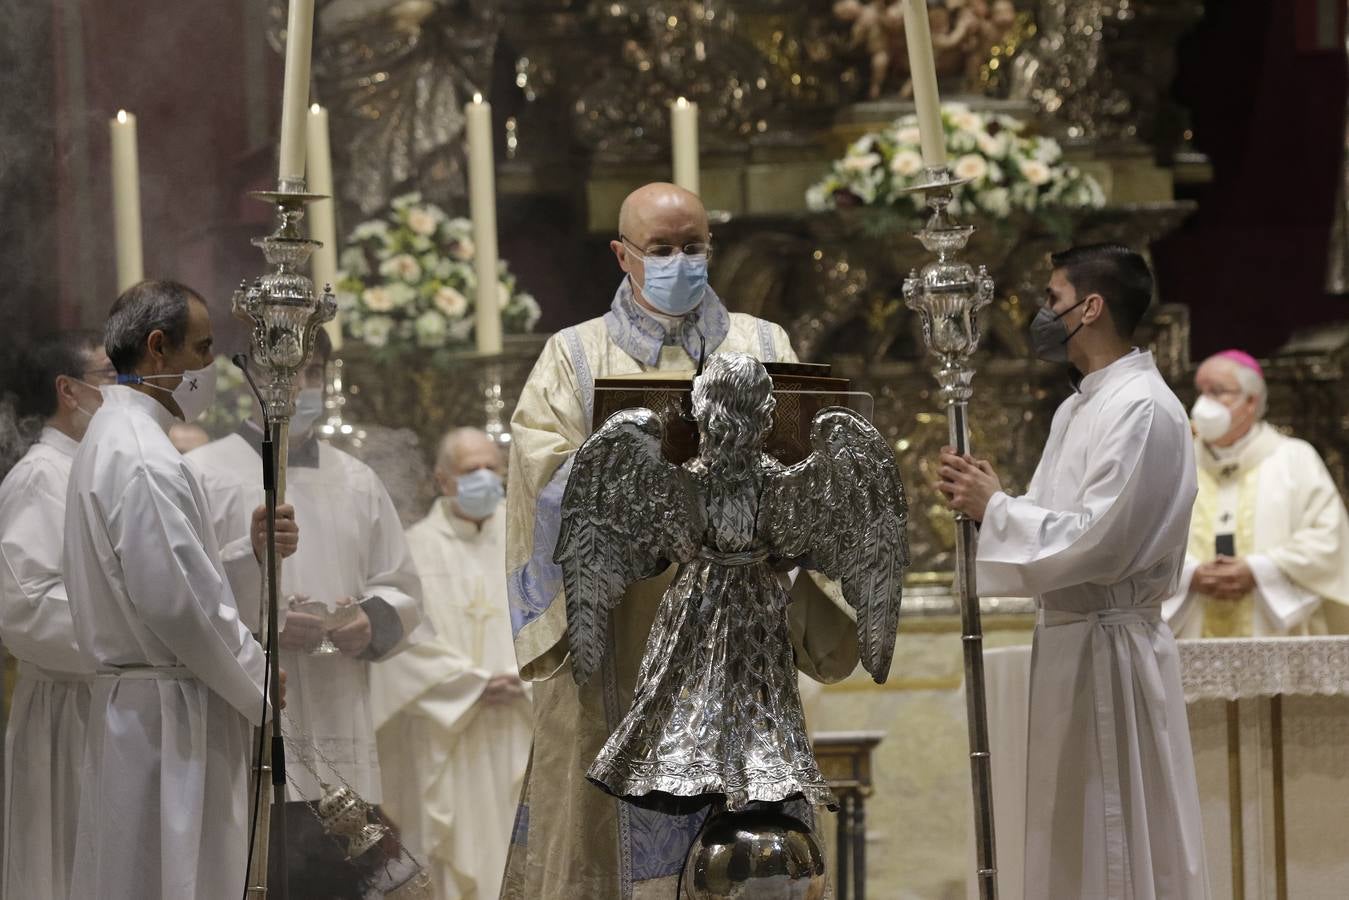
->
[691,353,775,479]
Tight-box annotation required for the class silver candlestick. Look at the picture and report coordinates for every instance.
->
[902,166,999,900]
[233,176,337,899]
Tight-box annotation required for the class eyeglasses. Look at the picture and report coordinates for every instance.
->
[620,234,712,259]
[1200,386,1243,401]
[81,366,119,386]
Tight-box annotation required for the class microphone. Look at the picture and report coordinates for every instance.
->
[232,354,270,427]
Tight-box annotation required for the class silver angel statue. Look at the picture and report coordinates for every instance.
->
[555,353,909,812]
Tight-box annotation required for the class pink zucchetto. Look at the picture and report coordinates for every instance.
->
[1213,349,1263,379]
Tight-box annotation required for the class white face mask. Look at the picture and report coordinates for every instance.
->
[122,364,218,422]
[452,468,504,520]
[289,388,324,434]
[1191,394,1233,443]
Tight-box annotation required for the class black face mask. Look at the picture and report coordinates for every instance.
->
[1028,297,1088,363]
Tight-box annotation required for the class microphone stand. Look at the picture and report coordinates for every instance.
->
[235,355,289,900]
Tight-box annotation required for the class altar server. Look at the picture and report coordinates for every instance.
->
[371,426,530,900]
[188,328,423,897]
[0,332,111,900]
[502,182,859,899]
[63,281,286,900]
[1164,349,1349,637]
[939,245,1208,898]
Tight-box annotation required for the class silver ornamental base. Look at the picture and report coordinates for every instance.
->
[680,808,826,900]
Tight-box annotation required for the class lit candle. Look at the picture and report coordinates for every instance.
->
[109,110,144,292]
[466,93,502,355]
[306,104,342,349]
[277,0,316,182]
[902,0,947,168]
[670,97,700,196]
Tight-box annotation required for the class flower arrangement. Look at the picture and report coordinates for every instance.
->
[806,104,1105,233]
[334,193,541,360]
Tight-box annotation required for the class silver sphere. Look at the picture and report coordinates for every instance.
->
[681,808,826,899]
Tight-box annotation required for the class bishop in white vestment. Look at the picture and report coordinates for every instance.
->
[502,183,858,900]
[0,332,112,900]
[1164,350,1349,637]
[372,427,531,900]
[189,351,422,895]
[63,282,272,900]
[940,246,1208,899]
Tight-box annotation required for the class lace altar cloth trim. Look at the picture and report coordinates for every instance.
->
[1178,636,1349,702]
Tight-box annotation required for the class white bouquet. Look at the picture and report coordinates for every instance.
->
[335,193,541,360]
[807,104,1105,233]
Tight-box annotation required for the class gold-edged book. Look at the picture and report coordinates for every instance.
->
[592,362,853,464]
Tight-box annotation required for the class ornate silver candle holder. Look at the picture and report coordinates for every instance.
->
[902,166,999,900]
[235,177,337,898]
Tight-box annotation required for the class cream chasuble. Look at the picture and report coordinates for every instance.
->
[1163,422,1349,637]
[189,429,423,803]
[0,428,94,900]
[371,500,530,900]
[501,282,859,900]
[976,351,1209,900]
[62,386,268,900]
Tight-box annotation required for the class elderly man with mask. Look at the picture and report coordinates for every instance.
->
[188,328,422,898]
[62,280,293,900]
[1164,350,1349,637]
[501,182,858,899]
[938,245,1207,898]
[0,332,113,900]
[371,427,530,900]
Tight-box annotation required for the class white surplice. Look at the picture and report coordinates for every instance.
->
[0,428,94,900]
[977,351,1210,899]
[371,499,531,900]
[1163,422,1349,637]
[62,386,268,900]
[189,428,422,802]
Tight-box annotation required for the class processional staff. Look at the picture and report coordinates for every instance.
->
[901,1,1000,897]
[235,0,335,896]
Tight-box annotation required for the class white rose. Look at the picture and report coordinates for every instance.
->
[351,220,389,242]
[895,126,923,147]
[362,286,395,312]
[889,149,924,177]
[1018,158,1052,186]
[449,315,475,342]
[1034,138,1063,165]
[339,247,369,276]
[976,132,1006,158]
[379,253,422,284]
[391,192,422,210]
[414,310,449,348]
[953,154,989,182]
[981,187,1011,218]
[387,283,417,308]
[450,236,475,261]
[406,208,438,237]
[514,292,542,330]
[433,285,469,318]
[805,183,829,211]
[951,110,983,134]
[361,315,394,347]
[841,152,882,173]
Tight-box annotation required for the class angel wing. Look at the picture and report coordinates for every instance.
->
[759,407,910,682]
[554,408,706,685]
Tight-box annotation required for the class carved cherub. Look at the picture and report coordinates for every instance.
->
[555,353,910,811]
[834,0,909,100]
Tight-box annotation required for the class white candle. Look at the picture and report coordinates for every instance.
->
[306,104,342,349]
[902,0,947,168]
[277,0,316,182]
[466,93,502,355]
[670,97,700,196]
[109,110,144,292]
